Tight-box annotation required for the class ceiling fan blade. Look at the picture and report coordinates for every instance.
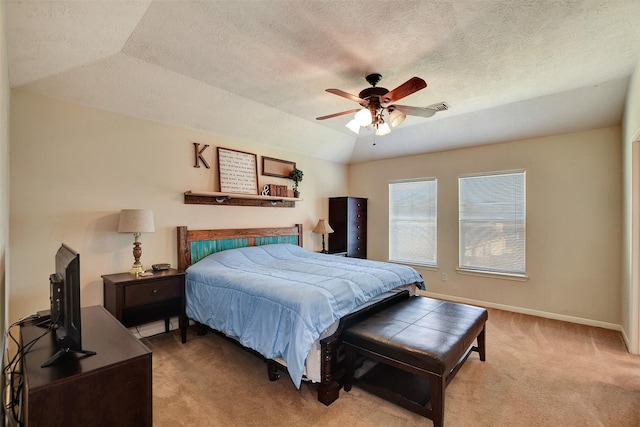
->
[326,89,368,106]
[316,108,362,120]
[381,77,427,104]
[393,104,437,118]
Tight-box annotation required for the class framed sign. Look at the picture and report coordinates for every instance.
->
[262,156,296,178]
[217,147,259,194]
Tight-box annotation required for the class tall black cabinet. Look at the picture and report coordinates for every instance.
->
[328,196,367,258]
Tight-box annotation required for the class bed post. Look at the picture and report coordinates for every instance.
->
[296,223,303,247]
[318,335,342,405]
[177,226,190,272]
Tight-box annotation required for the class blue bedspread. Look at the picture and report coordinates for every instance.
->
[185,244,425,388]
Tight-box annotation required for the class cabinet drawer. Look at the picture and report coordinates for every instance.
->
[349,234,367,258]
[348,198,366,212]
[348,242,367,258]
[350,211,366,223]
[350,218,366,228]
[352,232,366,244]
[124,278,182,308]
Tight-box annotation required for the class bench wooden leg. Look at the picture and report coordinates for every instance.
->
[477,326,486,362]
[344,344,355,392]
[431,375,446,427]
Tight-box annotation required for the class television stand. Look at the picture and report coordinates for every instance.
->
[20,305,152,426]
[41,346,97,368]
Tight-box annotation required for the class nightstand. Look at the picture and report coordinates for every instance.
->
[102,268,187,343]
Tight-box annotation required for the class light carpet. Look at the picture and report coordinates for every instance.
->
[143,307,640,426]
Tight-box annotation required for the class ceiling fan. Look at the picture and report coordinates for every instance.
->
[316,73,449,135]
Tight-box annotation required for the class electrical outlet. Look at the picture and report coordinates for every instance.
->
[441,272,448,281]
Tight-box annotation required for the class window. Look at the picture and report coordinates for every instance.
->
[458,170,526,276]
[389,178,437,266]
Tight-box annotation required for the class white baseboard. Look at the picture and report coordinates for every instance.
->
[620,327,631,351]
[422,291,623,332]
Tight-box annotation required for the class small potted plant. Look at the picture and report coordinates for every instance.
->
[289,168,303,198]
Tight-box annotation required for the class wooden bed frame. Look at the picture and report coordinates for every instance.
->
[176,224,409,406]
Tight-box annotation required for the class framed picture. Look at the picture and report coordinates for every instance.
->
[217,147,259,194]
[262,156,296,178]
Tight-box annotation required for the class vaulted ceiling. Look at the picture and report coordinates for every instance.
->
[5,1,640,164]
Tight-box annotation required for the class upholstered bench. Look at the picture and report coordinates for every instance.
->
[343,296,488,427]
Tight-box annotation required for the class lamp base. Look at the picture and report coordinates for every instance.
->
[129,264,145,275]
[129,235,145,275]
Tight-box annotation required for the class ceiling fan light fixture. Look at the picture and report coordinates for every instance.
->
[319,74,436,138]
[354,108,373,126]
[375,122,391,136]
[345,119,360,134]
[389,109,406,127]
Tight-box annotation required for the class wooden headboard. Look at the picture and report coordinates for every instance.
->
[176,224,303,271]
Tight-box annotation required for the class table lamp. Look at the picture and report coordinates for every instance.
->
[312,219,334,254]
[118,209,155,275]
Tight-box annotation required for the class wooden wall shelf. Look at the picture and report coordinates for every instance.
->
[184,191,301,208]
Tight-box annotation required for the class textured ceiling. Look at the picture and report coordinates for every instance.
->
[5,1,640,164]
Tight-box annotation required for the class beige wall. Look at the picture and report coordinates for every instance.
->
[1,2,9,337]
[350,127,622,326]
[622,57,640,353]
[8,90,348,322]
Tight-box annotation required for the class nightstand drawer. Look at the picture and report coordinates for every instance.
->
[124,278,182,308]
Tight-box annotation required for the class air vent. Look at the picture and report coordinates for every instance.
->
[427,102,450,111]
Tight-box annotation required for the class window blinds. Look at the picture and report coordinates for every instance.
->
[459,171,526,275]
[389,179,437,266]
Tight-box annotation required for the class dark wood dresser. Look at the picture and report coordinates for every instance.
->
[328,196,367,258]
[20,305,152,427]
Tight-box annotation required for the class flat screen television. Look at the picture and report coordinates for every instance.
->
[41,243,96,368]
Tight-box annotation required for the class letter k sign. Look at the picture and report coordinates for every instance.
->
[193,142,210,169]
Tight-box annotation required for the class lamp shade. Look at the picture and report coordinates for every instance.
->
[345,119,361,134]
[118,209,155,233]
[389,109,406,127]
[375,122,391,136]
[354,108,373,126]
[312,219,334,234]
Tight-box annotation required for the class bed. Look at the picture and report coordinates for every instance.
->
[176,224,425,405]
